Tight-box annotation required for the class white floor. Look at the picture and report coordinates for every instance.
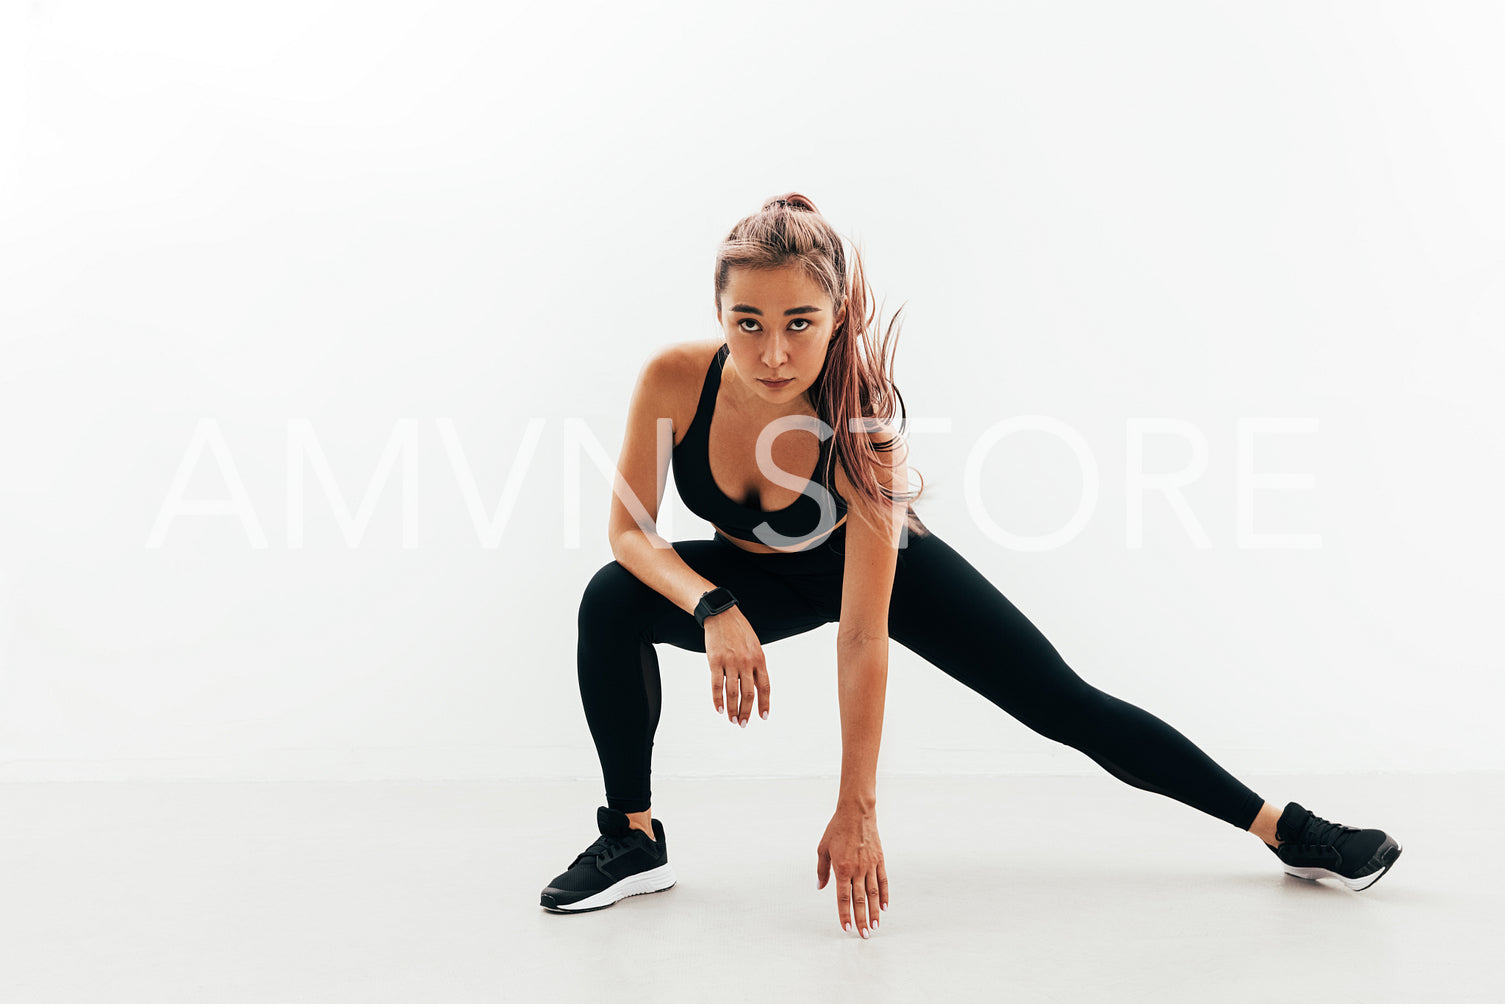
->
[0,771,1495,1003]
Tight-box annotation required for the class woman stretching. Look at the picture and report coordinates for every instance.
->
[539,193,1403,932]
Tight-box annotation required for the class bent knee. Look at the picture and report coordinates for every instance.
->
[578,560,654,631]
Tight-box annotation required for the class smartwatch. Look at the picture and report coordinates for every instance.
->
[694,586,739,628]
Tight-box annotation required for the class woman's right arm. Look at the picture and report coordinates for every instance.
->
[606,345,771,726]
[607,345,716,617]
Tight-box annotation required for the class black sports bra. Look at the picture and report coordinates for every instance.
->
[671,343,849,547]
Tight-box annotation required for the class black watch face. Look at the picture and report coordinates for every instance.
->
[704,587,735,610]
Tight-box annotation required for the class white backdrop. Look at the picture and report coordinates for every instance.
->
[1,1,1500,785]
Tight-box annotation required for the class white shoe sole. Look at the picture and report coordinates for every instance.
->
[541,862,677,912]
[1280,840,1403,891]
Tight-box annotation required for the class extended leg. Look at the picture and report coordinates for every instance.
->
[884,529,1267,832]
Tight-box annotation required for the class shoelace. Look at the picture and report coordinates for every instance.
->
[1283,810,1361,865]
[1294,809,1361,847]
[568,832,638,870]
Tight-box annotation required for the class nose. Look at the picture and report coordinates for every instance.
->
[762,332,790,369]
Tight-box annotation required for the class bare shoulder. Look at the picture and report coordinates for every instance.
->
[639,338,720,379]
[638,338,722,446]
[663,337,724,373]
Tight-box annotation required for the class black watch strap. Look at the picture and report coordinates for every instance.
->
[694,586,739,628]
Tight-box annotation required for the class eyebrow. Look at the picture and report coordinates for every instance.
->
[729,304,824,316]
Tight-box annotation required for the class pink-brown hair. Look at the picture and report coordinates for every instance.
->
[713,192,928,541]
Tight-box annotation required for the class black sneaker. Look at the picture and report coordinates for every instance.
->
[1265,800,1402,891]
[539,806,676,913]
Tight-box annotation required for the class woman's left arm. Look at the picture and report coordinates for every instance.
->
[816,429,909,936]
[816,634,889,937]
[834,636,888,812]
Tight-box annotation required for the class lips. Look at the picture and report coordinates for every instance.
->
[761,378,793,386]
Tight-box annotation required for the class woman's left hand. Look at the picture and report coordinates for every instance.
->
[816,804,888,936]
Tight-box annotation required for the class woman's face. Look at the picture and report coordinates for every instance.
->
[716,265,842,411]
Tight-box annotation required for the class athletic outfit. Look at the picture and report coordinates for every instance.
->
[542,343,1401,912]
[669,342,851,547]
[580,342,1266,827]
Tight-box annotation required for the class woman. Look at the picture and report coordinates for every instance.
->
[539,194,1403,932]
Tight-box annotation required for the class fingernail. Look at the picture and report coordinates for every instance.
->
[844,922,851,932]
[860,926,868,939]
[761,710,767,719]
[739,719,746,728]
[881,902,887,911]
[873,917,879,928]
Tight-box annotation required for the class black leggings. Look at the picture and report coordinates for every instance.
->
[576,520,1266,832]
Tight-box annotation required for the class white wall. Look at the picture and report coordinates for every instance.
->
[1,0,1500,785]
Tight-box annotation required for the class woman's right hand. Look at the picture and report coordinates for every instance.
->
[704,606,770,727]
